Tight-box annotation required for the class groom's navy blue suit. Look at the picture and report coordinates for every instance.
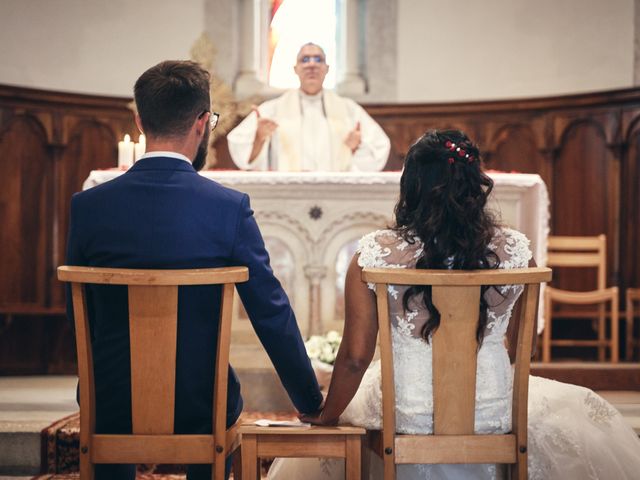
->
[65,156,322,478]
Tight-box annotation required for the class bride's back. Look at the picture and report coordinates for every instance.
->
[351,225,532,435]
[342,130,533,436]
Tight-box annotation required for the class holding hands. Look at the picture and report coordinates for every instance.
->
[299,397,338,426]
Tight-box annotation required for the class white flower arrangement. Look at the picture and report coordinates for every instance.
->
[305,330,342,365]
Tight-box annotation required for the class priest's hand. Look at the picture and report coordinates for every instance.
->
[344,121,361,153]
[254,106,278,142]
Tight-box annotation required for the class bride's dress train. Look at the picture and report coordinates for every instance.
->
[268,374,640,480]
[268,229,640,480]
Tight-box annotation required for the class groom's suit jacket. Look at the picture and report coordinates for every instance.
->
[65,156,322,435]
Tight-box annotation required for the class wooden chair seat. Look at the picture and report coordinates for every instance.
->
[238,424,365,480]
[542,235,619,362]
[58,266,249,480]
[361,266,551,479]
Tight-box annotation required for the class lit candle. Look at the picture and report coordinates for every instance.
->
[118,134,134,169]
[134,134,146,162]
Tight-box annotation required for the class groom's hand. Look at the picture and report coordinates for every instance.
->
[298,398,337,425]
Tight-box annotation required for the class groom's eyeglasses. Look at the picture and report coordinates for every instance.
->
[199,111,220,131]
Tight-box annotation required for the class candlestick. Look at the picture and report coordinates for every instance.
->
[118,134,134,169]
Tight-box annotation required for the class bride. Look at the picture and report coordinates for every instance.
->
[268,130,640,479]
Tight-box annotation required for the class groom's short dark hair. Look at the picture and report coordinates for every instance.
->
[134,60,210,138]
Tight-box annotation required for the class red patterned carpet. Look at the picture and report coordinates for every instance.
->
[37,411,297,479]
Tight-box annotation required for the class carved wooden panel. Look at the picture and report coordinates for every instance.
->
[485,123,546,176]
[623,118,640,292]
[2,84,640,372]
[51,121,118,307]
[553,121,617,289]
[0,115,51,308]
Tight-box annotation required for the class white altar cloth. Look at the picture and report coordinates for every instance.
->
[83,170,549,334]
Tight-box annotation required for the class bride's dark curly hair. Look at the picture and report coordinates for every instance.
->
[393,130,500,344]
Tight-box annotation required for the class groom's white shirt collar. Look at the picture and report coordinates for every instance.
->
[139,151,191,164]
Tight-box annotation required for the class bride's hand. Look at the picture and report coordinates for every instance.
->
[299,410,338,426]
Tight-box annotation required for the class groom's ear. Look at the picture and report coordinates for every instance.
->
[134,114,145,135]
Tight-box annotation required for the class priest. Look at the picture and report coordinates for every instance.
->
[227,42,390,172]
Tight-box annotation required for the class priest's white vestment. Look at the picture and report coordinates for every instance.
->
[227,89,390,172]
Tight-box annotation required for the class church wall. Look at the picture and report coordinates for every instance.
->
[0,0,634,102]
[396,0,634,102]
[0,0,205,97]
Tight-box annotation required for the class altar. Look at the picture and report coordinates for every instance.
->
[83,170,549,340]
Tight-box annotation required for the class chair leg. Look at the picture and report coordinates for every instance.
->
[79,455,94,480]
[215,454,226,480]
[543,294,552,363]
[626,309,633,362]
[611,294,619,363]
[345,436,361,480]
[626,294,634,361]
[241,434,259,480]
[232,446,243,480]
[598,304,606,362]
[360,439,371,480]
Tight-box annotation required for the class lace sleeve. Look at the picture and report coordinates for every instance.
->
[356,230,393,291]
[499,228,533,269]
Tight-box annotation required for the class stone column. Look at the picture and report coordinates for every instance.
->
[235,0,265,97]
[304,265,327,336]
[337,0,366,96]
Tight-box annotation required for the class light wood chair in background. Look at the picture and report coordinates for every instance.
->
[626,288,640,361]
[238,423,365,480]
[361,266,551,480]
[542,235,619,362]
[57,266,249,480]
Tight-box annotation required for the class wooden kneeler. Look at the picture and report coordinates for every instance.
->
[238,424,365,480]
[58,266,249,480]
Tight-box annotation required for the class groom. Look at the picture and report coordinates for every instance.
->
[65,60,322,479]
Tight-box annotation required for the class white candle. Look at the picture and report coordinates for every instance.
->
[134,134,146,162]
[118,134,134,169]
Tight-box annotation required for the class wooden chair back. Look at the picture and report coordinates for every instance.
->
[546,234,606,289]
[543,234,619,362]
[361,267,552,480]
[57,266,249,480]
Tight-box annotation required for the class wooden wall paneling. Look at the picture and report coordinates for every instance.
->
[622,111,640,293]
[0,115,51,310]
[552,119,618,292]
[2,84,640,372]
[51,120,119,308]
[485,122,547,174]
[0,314,75,374]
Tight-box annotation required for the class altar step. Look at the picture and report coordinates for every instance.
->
[2,364,640,476]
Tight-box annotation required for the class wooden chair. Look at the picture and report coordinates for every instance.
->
[361,266,551,480]
[626,288,640,361]
[542,235,619,362]
[57,266,249,480]
[238,423,365,480]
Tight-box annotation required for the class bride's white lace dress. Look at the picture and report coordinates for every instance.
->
[268,228,640,480]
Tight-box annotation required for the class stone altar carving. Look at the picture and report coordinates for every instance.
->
[84,170,549,340]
